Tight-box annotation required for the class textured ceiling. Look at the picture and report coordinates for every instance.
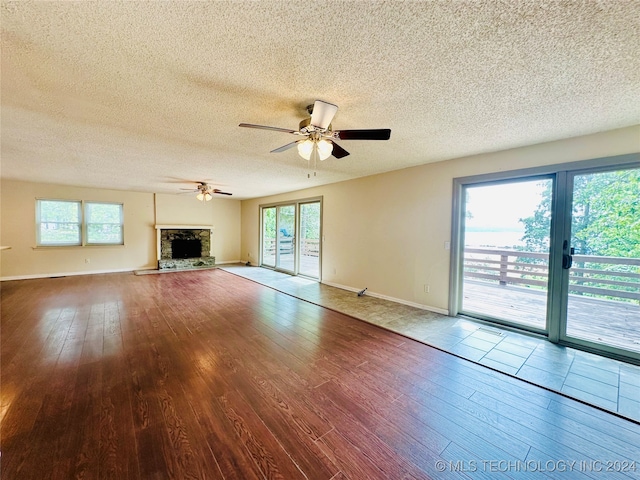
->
[1,1,639,199]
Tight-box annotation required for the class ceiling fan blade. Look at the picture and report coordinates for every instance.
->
[239,123,297,134]
[310,100,338,129]
[335,129,391,140]
[179,188,199,191]
[212,189,232,196]
[270,140,302,153]
[330,140,350,159]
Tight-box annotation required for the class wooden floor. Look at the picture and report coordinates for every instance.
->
[2,271,639,479]
[463,281,640,352]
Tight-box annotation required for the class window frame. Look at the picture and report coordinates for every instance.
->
[36,199,83,246]
[36,198,124,247]
[84,201,124,246]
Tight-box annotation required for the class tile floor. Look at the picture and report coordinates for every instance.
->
[220,265,640,422]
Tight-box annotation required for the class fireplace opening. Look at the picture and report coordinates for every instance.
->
[172,239,202,259]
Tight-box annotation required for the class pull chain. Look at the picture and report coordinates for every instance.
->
[307,144,318,178]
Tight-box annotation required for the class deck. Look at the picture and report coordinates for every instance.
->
[261,251,320,278]
[463,280,640,353]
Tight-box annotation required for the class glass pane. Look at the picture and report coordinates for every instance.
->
[461,178,552,330]
[566,168,640,353]
[37,200,81,245]
[277,205,295,272]
[86,203,122,224]
[299,202,320,278]
[39,222,81,245]
[87,224,123,244]
[86,203,123,244]
[39,200,80,223]
[262,207,276,267]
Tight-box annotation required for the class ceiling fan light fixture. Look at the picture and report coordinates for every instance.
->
[204,193,212,201]
[317,139,333,160]
[240,99,391,166]
[196,192,205,201]
[297,139,314,160]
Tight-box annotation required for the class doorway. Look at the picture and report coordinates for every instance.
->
[451,155,640,362]
[459,177,553,333]
[560,167,640,355]
[260,198,322,279]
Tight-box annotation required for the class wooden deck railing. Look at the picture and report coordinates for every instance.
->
[262,238,320,257]
[464,247,640,303]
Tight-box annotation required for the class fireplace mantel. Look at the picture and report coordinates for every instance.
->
[155,225,214,231]
[154,225,214,261]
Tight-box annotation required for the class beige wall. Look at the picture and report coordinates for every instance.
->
[241,125,640,313]
[0,181,241,279]
[155,193,241,263]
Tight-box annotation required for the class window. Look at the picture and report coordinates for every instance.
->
[86,202,123,245]
[37,200,82,246]
[36,200,123,246]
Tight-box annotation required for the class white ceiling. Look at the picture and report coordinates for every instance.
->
[2,1,639,200]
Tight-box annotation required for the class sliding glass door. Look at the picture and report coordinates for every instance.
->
[452,156,640,361]
[460,178,552,332]
[261,207,276,267]
[561,167,640,355]
[276,205,296,272]
[299,201,321,278]
[260,198,322,279]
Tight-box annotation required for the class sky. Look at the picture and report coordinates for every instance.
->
[465,179,550,230]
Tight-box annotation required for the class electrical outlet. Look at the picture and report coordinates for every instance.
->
[424,284,430,293]
[85,258,90,264]
[444,241,450,250]
[248,252,251,258]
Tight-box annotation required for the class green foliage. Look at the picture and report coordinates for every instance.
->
[39,200,80,223]
[40,223,81,244]
[38,200,81,245]
[300,203,320,240]
[570,169,640,258]
[86,203,122,224]
[86,203,123,243]
[279,205,295,236]
[519,168,640,303]
[262,203,321,240]
[263,207,276,239]
[520,168,640,258]
[519,181,552,253]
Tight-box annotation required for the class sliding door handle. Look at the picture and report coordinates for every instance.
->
[562,248,574,269]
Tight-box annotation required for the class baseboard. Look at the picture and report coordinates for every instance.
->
[321,280,449,316]
[0,266,156,282]
[215,260,242,265]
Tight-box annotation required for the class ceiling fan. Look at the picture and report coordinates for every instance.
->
[239,100,391,160]
[180,182,232,201]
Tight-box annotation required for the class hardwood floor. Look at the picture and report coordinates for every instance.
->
[1,270,639,479]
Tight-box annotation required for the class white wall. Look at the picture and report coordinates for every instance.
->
[241,126,640,313]
[0,181,241,279]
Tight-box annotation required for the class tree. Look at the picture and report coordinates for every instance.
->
[519,168,640,258]
[520,181,553,253]
[571,169,640,258]
[519,168,640,301]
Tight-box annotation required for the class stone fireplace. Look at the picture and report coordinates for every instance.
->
[155,225,216,270]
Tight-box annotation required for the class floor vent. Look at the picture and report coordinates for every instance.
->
[477,327,504,336]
